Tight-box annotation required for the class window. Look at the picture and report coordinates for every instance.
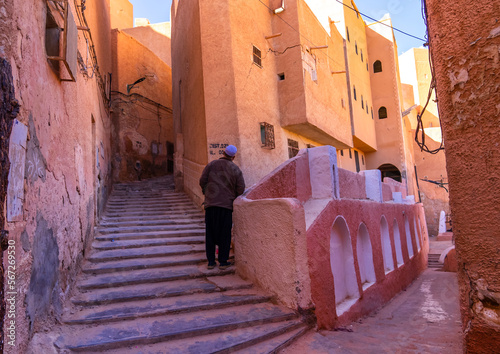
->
[253,45,262,67]
[288,139,299,158]
[362,155,365,165]
[353,86,357,101]
[366,102,368,113]
[361,96,364,109]
[378,107,388,119]
[349,149,352,159]
[277,73,285,81]
[346,27,350,42]
[340,150,344,156]
[361,50,364,62]
[260,122,275,149]
[355,42,358,55]
[366,63,368,71]
[371,107,373,119]
[354,150,360,172]
[374,60,382,73]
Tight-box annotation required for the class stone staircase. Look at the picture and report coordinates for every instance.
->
[428,253,442,269]
[54,176,308,353]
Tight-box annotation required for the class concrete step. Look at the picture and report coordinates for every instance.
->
[72,275,253,306]
[234,324,310,354]
[99,217,204,228]
[54,303,298,352]
[77,264,235,290]
[100,211,204,223]
[103,206,202,218]
[95,228,205,241]
[88,244,205,263]
[96,222,205,235]
[105,200,195,210]
[106,320,307,354]
[91,235,205,250]
[64,289,270,324]
[83,253,207,274]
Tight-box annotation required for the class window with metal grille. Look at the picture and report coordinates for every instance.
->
[288,139,299,158]
[260,122,275,149]
[253,45,262,67]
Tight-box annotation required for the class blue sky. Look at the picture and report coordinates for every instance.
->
[128,0,426,54]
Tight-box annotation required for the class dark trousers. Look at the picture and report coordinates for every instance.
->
[205,207,232,264]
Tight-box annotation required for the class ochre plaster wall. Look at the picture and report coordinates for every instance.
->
[123,22,171,66]
[110,0,133,30]
[1,0,113,351]
[426,0,500,351]
[111,29,173,182]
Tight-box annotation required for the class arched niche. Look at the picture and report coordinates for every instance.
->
[377,164,402,182]
[330,216,359,315]
[393,219,404,266]
[413,217,421,251]
[404,215,414,258]
[357,223,376,290]
[380,216,395,273]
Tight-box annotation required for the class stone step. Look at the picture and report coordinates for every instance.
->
[105,320,306,354]
[72,275,253,306]
[96,222,205,235]
[100,211,204,223]
[234,324,310,354]
[54,303,298,352]
[103,206,202,218]
[83,253,216,274]
[95,228,205,241]
[77,264,235,290]
[105,199,194,208]
[91,235,205,250]
[88,244,206,263]
[64,289,270,324]
[105,200,195,210]
[99,217,204,228]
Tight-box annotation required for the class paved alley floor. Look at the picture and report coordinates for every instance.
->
[285,269,463,353]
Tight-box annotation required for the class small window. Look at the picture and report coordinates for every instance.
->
[288,139,299,158]
[355,42,358,55]
[340,150,344,156]
[374,60,382,73]
[353,86,357,101]
[361,50,364,62]
[349,149,352,159]
[260,122,275,149]
[379,107,388,119]
[362,155,365,165]
[366,102,368,113]
[277,73,285,81]
[346,27,350,42]
[253,45,262,67]
[371,107,373,119]
[366,63,368,71]
[361,96,364,109]
[341,98,345,109]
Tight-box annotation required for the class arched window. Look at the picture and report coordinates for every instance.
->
[378,164,402,182]
[355,42,358,55]
[353,86,357,101]
[378,106,388,119]
[374,60,382,73]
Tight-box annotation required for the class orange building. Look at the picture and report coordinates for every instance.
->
[172,0,422,207]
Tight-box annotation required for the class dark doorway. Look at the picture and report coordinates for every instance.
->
[378,164,402,182]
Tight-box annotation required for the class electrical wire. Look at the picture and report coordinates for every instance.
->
[413,0,444,154]
[333,0,426,42]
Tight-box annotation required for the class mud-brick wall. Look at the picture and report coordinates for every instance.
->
[0,0,114,352]
[426,0,500,352]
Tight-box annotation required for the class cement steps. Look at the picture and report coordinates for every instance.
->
[55,176,308,352]
[428,254,442,269]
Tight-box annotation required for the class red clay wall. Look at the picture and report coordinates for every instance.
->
[426,0,500,351]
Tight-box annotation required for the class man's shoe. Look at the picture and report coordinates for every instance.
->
[207,263,216,270]
[219,262,232,270]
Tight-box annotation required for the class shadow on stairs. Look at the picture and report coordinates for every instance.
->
[54,176,310,353]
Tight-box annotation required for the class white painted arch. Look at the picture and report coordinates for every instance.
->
[356,223,376,290]
[380,216,395,273]
[393,219,404,266]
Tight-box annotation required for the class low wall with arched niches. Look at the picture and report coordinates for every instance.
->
[234,145,429,329]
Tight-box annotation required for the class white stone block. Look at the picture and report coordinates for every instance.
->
[392,192,403,203]
[405,195,415,204]
[308,145,339,199]
[361,169,382,202]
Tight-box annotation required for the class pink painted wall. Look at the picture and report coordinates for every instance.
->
[426,0,500,350]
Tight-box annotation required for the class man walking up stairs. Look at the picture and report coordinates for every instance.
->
[54,176,308,353]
